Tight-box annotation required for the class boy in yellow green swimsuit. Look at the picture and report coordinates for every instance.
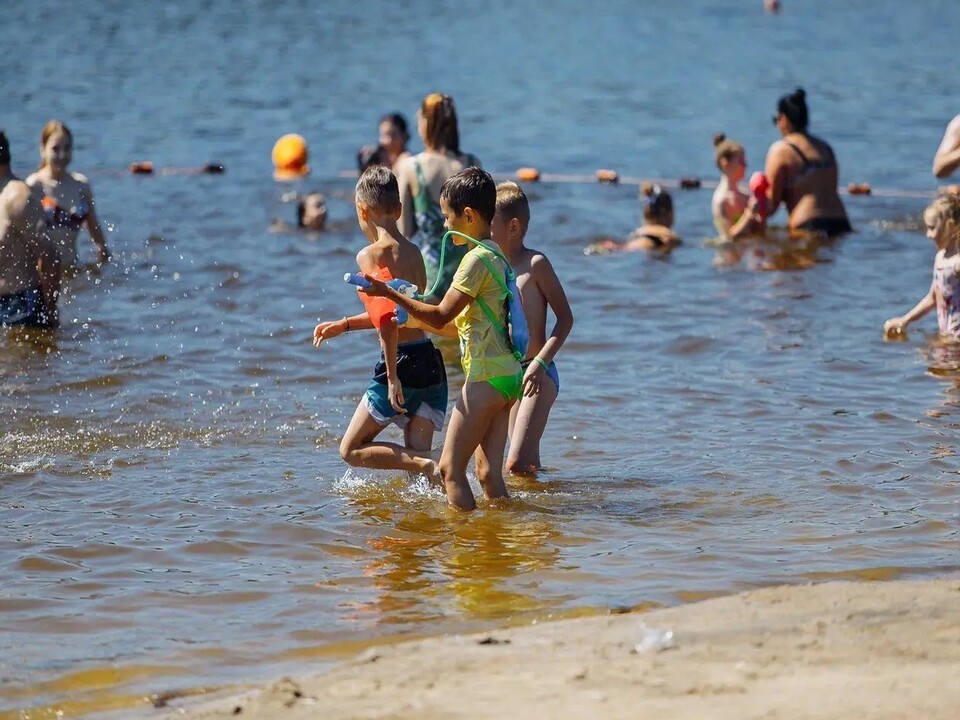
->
[361,167,522,511]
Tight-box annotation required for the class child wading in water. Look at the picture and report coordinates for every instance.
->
[361,168,523,511]
[712,133,763,240]
[884,194,960,340]
[26,120,110,269]
[491,182,574,474]
[313,166,446,478]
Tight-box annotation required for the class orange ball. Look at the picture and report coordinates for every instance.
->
[516,167,541,182]
[272,134,310,180]
[596,169,619,184]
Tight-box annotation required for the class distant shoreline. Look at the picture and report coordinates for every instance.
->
[152,578,960,720]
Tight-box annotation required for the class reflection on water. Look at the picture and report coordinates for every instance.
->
[338,474,564,623]
[710,226,835,272]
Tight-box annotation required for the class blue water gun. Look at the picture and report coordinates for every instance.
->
[343,273,419,325]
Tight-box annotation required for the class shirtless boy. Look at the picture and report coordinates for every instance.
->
[0,131,61,328]
[490,182,573,474]
[313,165,446,477]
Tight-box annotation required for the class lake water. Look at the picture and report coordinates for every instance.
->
[3,0,960,717]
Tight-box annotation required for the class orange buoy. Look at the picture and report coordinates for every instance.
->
[596,169,619,184]
[679,177,702,189]
[130,161,154,175]
[516,167,541,182]
[847,182,871,195]
[272,134,310,181]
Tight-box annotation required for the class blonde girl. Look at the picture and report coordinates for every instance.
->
[27,120,110,269]
[712,133,760,239]
[884,194,960,339]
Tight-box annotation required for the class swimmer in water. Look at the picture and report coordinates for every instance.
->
[26,120,110,269]
[588,183,681,253]
[297,192,327,231]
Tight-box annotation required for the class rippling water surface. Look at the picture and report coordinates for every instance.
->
[3,0,960,717]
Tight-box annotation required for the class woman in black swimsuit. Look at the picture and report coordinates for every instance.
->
[763,88,851,236]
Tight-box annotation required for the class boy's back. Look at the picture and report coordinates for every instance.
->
[358,232,427,343]
[512,246,554,354]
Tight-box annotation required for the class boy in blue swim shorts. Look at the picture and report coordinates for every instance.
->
[313,166,446,478]
[1,136,61,329]
[491,182,574,475]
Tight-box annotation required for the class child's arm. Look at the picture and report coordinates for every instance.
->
[312,309,458,347]
[360,273,471,329]
[406,314,459,338]
[313,312,373,347]
[883,283,935,335]
[378,316,405,413]
[81,182,110,264]
[522,257,573,396]
[725,200,762,240]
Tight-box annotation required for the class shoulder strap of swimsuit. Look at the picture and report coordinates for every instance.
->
[784,141,809,168]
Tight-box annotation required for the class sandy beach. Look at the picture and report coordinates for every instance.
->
[152,578,960,720]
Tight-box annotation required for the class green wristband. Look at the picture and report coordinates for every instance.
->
[534,356,550,372]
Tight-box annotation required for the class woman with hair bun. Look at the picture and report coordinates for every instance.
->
[763,88,851,236]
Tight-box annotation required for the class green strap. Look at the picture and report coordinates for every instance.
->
[470,246,522,362]
[421,230,521,360]
[423,230,514,300]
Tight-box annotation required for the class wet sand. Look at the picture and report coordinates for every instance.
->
[154,579,960,720]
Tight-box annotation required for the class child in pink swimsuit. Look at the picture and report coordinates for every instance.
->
[884,194,960,339]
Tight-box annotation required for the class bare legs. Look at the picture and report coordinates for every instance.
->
[438,382,512,511]
[339,402,435,475]
[506,374,557,474]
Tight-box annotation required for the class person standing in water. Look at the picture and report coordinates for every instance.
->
[396,93,481,303]
[313,166,447,478]
[357,113,412,174]
[762,88,851,237]
[0,131,61,328]
[491,182,574,475]
[712,133,763,240]
[26,120,110,269]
